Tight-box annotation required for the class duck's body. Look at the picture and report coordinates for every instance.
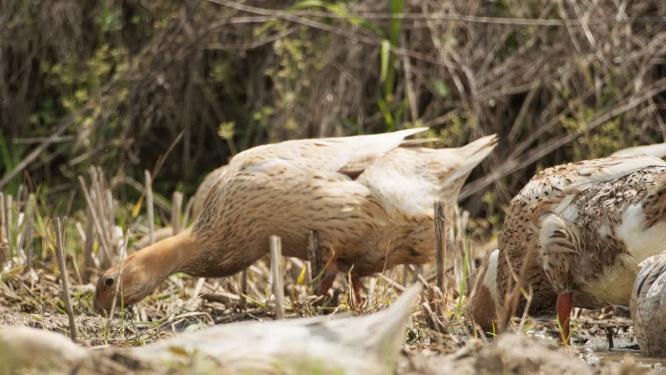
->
[630,252,666,356]
[6,285,422,374]
[96,128,497,310]
[469,155,666,341]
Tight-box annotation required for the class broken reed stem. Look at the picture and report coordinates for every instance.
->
[171,191,184,234]
[307,230,321,286]
[54,217,77,342]
[145,170,155,245]
[21,194,36,272]
[434,201,446,295]
[270,235,285,320]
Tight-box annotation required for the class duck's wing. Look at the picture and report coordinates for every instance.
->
[357,134,497,217]
[231,127,429,176]
[520,154,666,216]
[611,142,666,159]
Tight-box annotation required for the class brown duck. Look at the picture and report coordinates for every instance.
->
[467,154,666,342]
[95,128,497,312]
[630,252,666,356]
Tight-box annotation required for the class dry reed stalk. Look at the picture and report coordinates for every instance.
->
[379,273,407,292]
[54,217,77,341]
[434,201,446,294]
[171,191,184,234]
[20,194,36,272]
[498,237,538,333]
[145,170,155,245]
[89,168,112,247]
[105,188,115,231]
[83,206,95,283]
[191,277,206,299]
[456,210,475,296]
[107,233,128,321]
[78,176,112,264]
[5,194,13,258]
[239,269,248,308]
[0,193,6,264]
[421,301,443,333]
[307,230,321,286]
[517,285,534,333]
[410,265,423,283]
[270,235,285,319]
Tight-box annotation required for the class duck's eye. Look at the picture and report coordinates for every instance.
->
[104,277,115,287]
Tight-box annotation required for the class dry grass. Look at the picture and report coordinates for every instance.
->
[2,167,662,374]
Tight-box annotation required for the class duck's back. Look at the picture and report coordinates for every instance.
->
[191,130,496,277]
[565,165,666,306]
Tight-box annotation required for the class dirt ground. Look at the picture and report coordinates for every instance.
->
[1,261,666,374]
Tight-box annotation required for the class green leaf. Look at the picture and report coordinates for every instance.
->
[380,40,391,83]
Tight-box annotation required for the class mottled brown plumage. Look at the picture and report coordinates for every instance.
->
[630,252,666,356]
[95,128,497,312]
[468,155,666,341]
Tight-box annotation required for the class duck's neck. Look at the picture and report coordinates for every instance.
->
[131,230,199,284]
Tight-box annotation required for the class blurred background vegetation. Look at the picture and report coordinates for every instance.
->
[1,0,665,233]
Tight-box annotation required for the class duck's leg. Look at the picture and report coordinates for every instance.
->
[317,259,338,295]
[351,276,365,306]
[556,292,573,344]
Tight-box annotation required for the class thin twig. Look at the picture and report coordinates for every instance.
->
[239,269,248,309]
[145,170,155,245]
[0,193,6,264]
[54,217,77,342]
[0,121,74,190]
[107,232,128,321]
[434,201,446,294]
[4,195,13,259]
[207,0,666,26]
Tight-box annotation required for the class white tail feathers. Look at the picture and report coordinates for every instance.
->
[443,134,498,186]
[611,142,666,159]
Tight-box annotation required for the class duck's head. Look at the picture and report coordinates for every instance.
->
[94,253,154,314]
[466,249,500,331]
[94,231,194,314]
